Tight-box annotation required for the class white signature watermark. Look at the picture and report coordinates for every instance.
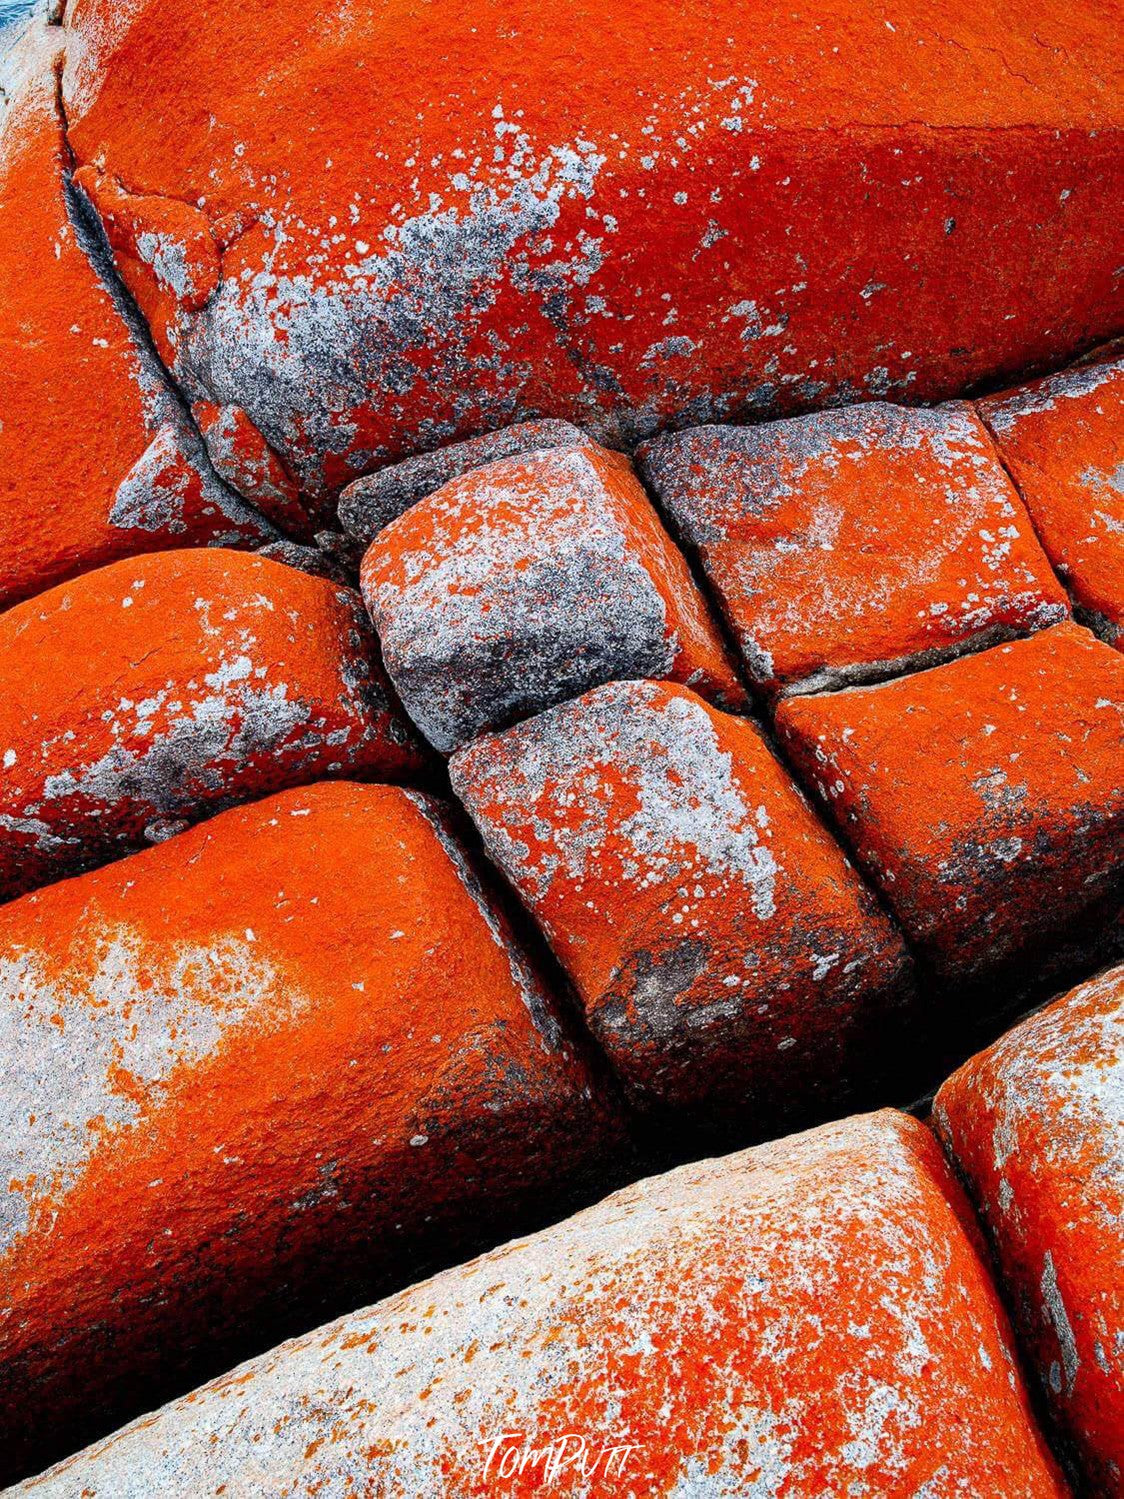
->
[481,1431,645,1486]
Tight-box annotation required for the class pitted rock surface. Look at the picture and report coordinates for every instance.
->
[0,548,426,901]
[0,781,618,1483]
[14,1111,1067,1498]
[362,442,745,752]
[452,679,915,1120]
[935,962,1124,1496]
[640,401,1069,695]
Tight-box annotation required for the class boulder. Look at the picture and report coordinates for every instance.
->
[0,547,426,900]
[0,781,618,1483]
[362,443,745,752]
[935,962,1124,1495]
[777,622,1123,995]
[979,353,1124,650]
[640,401,1068,696]
[452,679,915,1120]
[15,1112,1066,1496]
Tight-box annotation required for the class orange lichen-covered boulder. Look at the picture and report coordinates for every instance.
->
[58,0,1124,505]
[640,402,1068,696]
[0,29,273,614]
[340,418,586,545]
[777,622,1123,989]
[934,964,1124,1495]
[0,781,618,1485]
[979,353,1124,649]
[361,444,746,753]
[0,548,425,902]
[16,1112,1067,1497]
[451,680,914,1120]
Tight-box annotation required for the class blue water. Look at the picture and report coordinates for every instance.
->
[0,0,37,30]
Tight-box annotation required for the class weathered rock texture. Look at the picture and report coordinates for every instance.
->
[0,781,618,1484]
[0,548,425,901]
[362,443,746,752]
[340,418,587,544]
[640,402,1069,696]
[452,680,915,1120]
[935,963,1123,1496]
[777,622,1123,993]
[15,1112,1067,1497]
[980,353,1124,650]
[56,0,1124,510]
[0,29,273,613]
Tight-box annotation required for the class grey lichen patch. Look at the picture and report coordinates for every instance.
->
[364,446,678,753]
[451,680,778,911]
[339,419,589,543]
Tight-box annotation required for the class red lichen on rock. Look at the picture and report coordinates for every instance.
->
[776,622,1123,987]
[340,418,588,544]
[0,31,271,613]
[15,1112,1067,1497]
[362,443,746,753]
[193,399,315,541]
[451,679,914,1120]
[58,0,1124,502]
[0,547,426,901]
[640,401,1069,696]
[934,963,1124,1496]
[979,354,1124,650]
[0,780,618,1485]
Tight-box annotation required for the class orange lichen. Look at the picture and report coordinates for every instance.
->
[0,781,617,1484]
[0,547,426,900]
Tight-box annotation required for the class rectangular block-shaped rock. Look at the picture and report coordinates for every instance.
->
[0,780,618,1484]
[777,622,1123,989]
[451,679,915,1122]
[934,964,1124,1496]
[639,401,1068,696]
[0,547,426,901]
[361,442,746,752]
[979,354,1124,649]
[16,1112,1066,1497]
[339,418,587,542]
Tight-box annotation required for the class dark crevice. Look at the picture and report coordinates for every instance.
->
[49,58,285,547]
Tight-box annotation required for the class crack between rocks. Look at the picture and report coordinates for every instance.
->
[50,57,285,547]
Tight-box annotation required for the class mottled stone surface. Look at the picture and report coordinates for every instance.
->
[777,622,1124,987]
[0,548,426,900]
[0,30,272,612]
[640,402,1068,695]
[16,1112,1066,1497]
[57,0,1124,505]
[452,680,914,1120]
[934,964,1124,1496]
[980,354,1124,649]
[0,781,618,1485]
[362,443,745,753]
[340,418,587,542]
